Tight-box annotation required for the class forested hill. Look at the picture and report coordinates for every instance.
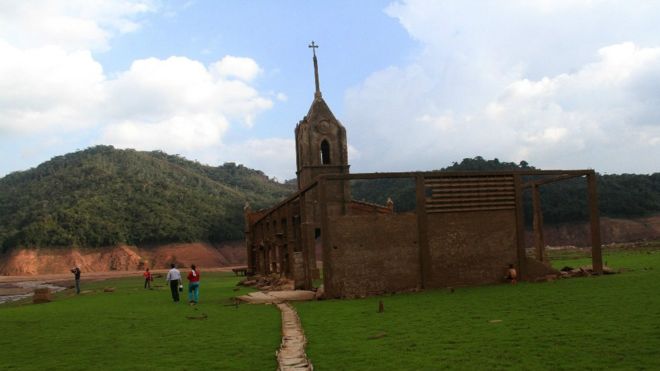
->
[351,157,660,224]
[0,146,295,252]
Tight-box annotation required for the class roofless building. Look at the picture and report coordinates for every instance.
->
[244,43,602,298]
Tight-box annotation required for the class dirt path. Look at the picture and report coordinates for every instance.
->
[276,302,313,370]
[236,291,314,370]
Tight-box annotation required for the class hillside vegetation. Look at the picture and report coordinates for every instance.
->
[351,157,660,224]
[0,146,294,252]
[2,151,658,252]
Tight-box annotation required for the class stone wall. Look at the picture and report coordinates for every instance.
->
[427,210,518,287]
[325,213,419,298]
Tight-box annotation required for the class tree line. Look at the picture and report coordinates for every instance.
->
[350,157,660,224]
[0,146,294,252]
[1,150,657,252]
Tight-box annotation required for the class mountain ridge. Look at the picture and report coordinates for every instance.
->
[0,145,295,252]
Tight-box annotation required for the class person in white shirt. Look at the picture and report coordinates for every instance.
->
[166,264,182,302]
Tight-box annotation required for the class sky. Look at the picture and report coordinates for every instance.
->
[1,0,660,181]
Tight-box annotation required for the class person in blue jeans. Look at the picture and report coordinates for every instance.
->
[70,266,81,294]
[187,264,200,305]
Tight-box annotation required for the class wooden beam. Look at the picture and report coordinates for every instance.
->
[514,174,527,280]
[415,175,431,289]
[588,172,603,274]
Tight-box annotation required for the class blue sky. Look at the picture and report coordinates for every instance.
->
[1,1,660,180]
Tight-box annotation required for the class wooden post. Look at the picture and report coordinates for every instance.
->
[514,175,527,279]
[532,184,546,262]
[299,192,314,289]
[415,175,431,289]
[286,203,296,277]
[244,204,254,274]
[318,177,333,297]
[587,172,603,274]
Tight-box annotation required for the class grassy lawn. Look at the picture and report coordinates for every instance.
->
[0,272,280,371]
[4,246,659,370]
[295,246,660,370]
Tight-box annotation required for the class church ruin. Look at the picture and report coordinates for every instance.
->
[244,43,603,298]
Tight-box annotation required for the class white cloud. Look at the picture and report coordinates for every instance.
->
[344,1,660,174]
[0,0,154,51]
[211,55,263,82]
[222,138,296,181]
[0,1,275,172]
[98,55,272,150]
[0,41,106,135]
[100,114,228,152]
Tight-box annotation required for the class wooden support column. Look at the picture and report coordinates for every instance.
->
[415,175,431,289]
[587,172,603,274]
[263,241,271,275]
[318,177,334,296]
[244,207,254,274]
[286,203,296,277]
[532,184,546,262]
[299,193,314,289]
[514,174,527,279]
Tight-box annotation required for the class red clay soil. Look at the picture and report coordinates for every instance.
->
[2,216,658,276]
[0,242,246,276]
[524,215,660,247]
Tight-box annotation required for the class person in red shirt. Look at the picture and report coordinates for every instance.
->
[187,264,200,305]
[143,267,153,289]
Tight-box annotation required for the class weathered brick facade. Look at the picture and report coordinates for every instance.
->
[244,54,603,298]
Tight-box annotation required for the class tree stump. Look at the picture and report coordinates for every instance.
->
[33,288,52,304]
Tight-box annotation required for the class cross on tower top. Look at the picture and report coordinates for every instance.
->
[308,41,318,57]
[308,41,321,97]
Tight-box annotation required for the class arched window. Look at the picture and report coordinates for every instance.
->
[320,140,331,165]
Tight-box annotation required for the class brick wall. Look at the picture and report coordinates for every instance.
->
[325,213,419,298]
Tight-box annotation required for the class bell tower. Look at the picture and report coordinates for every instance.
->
[295,41,350,190]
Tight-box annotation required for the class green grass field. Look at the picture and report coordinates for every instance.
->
[295,246,660,370]
[2,246,660,370]
[0,272,280,371]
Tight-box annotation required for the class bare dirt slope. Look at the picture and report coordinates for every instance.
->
[2,216,659,276]
[0,242,246,276]
[526,215,660,247]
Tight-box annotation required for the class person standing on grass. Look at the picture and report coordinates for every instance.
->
[70,266,81,294]
[187,264,200,305]
[166,264,182,302]
[143,267,153,289]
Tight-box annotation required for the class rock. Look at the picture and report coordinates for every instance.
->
[186,313,208,320]
[314,285,325,300]
[103,287,115,292]
[33,288,51,304]
[367,331,387,340]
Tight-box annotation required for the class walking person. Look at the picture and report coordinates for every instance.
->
[166,264,182,302]
[70,266,81,294]
[187,264,200,305]
[143,267,153,289]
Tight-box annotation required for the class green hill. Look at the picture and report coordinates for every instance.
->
[0,146,295,252]
[2,151,658,252]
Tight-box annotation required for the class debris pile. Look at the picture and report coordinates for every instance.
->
[239,274,294,291]
[559,265,616,278]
